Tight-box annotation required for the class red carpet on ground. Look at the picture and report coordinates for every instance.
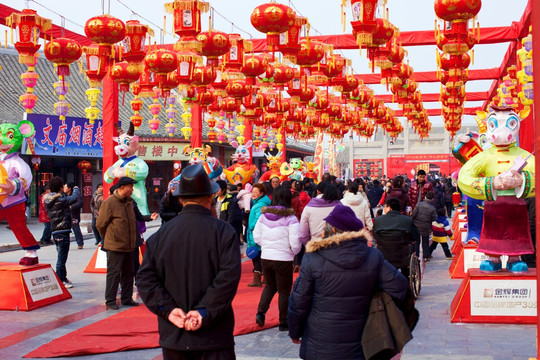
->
[24,261,294,358]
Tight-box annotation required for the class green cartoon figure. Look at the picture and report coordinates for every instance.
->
[0,121,40,266]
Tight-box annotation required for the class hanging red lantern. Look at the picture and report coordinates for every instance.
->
[44,37,82,77]
[272,64,295,87]
[278,15,306,61]
[6,9,52,65]
[349,0,379,46]
[84,14,126,46]
[250,3,296,51]
[226,80,251,99]
[434,0,481,22]
[192,65,217,88]
[122,20,153,63]
[196,30,231,67]
[166,0,209,38]
[144,49,180,77]
[294,40,325,67]
[223,34,251,71]
[111,61,143,94]
[82,44,112,88]
[241,54,268,85]
[77,160,92,174]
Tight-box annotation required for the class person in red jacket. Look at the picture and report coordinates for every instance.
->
[38,187,53,245]
[408,169,434,210]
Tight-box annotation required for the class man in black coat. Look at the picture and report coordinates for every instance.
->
[367,179,385,211]
[137,164,241,359]
[374,197,421,277]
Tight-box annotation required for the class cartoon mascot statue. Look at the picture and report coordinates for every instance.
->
[222,140,257,186]
[458,106,535,273]
[104,122,149,215]
[0,121,40,265]
[180,144,222,180]
[259,152,287,182]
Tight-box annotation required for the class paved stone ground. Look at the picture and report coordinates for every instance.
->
[0,218,536,359]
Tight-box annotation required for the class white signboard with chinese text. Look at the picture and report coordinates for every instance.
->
[470,279,536,316]
[22,267,63,302]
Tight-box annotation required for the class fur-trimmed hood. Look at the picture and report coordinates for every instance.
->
[305,229,373,270]
[261,206,296,220]
[306,229,371,252]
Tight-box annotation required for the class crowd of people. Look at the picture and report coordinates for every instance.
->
[37,167,460,359]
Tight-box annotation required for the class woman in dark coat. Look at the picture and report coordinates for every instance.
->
[288,205,408,360]
[159,180,183,224]
[386,176,411,214]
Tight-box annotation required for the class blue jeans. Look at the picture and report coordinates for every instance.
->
[91,217,102,244]
[40,222,51,242]
[54,233,70,282]
[72,220,84,247]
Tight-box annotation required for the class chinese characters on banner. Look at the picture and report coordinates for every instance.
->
[22,114,103,157]
[470,279,537,317]
[137,142,189,161]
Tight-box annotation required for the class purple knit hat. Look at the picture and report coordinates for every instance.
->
[323,204,364,232]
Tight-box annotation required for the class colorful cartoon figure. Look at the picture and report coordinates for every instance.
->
[0,121,39,265]
[259,152,287,182]
[182,144,222,180]
[452,114,491,245]
[104,122,149,215]
[289,158,305,181]
[303,161,318,182]
[222,140,257,186]
[458,106,535,273]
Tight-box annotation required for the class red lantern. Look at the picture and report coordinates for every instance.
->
[226,80,251,99]
[349,0,379,46]
[136,64,159,97]
[196,30,231,67]
[44,37,82,77]
[122,20,153,63]
[192,65,217,88]
[111,61,143,93]
[77,160,92,174]
[272,64,295,86]
[6,9,52,65]
[84,15,126,46]
[294,40,325,67]
[165,0,209,38]
[250,3,296,51]
[223,34,251,71]
[278,15,306,61]
[144,49,179,76]
[130,114,143,129]
[82,44,112,88]
[176,50,201,87]
[242,54,268,85]
[434,0,481,22]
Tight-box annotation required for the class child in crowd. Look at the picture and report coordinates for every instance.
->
[429,208,453,260]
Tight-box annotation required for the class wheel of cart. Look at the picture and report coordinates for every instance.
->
[408,243,422,299]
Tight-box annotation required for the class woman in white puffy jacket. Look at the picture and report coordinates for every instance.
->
[253,187,301,331]
[341,181,373,231]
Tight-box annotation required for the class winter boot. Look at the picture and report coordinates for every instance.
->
[255,312,265,326]
[247,271,262,287]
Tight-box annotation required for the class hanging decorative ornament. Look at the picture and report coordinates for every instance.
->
[83,14,126,123]
[7,9,52,113]
[196,30,231,67]
[250,3,296,57]
[165,96,178,137]
[148,87,162,134]
[53,80,70,120]
[77,160,92,174]
[181,106,193,139]
[44,37,82,117]
[130,86,144,129]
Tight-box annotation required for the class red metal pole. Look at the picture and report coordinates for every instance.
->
[190,103,203,148]
[244,117,253,161]
[280,127,287,163]
[101,75,119,200]
[532,0,540,357]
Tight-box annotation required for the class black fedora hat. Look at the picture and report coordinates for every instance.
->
[173,164,220,197]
